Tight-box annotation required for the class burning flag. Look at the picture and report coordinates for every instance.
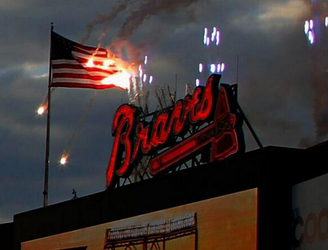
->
[51,31,133,90]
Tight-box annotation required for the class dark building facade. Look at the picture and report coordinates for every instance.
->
[3,140,326,250]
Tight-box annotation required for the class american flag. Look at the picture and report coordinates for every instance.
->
[51,31,128,90]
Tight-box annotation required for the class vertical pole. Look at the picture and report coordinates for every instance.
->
[43,23,54,207]
[236,102,264,149]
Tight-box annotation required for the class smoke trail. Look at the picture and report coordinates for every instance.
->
[61,0,202,164]
[61,91,98,158]
[37,88,57,115]
[116,0,199,41]
[81,0,140,45]
[83,0,200,49]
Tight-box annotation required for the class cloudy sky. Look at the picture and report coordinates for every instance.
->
[0,0,327,223]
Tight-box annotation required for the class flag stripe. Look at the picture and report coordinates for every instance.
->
[52,60,119,75]
[51,82,124,90]
[73,47,107,58]
[53,73,117,81]
[52,77,104,84]
[53,68,118,76]
[72,51,109,61]
[74,43,107,55]
[52,63,85,70]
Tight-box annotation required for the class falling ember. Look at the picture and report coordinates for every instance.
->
[37,105,47,115]
[60,154,69,166]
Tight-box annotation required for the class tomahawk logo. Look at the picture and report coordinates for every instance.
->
[107,74,245,187]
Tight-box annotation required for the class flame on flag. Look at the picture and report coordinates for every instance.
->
[51,31,137,90]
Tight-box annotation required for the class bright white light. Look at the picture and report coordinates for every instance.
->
[310,19,314,29]
[196,79,200,86]
[221,63,225,72]
[206,37,210,46]
[199,63,203,73]
[139,65,143,78]
[213,27,217,34]
[149,75,153,84]
[211,27,217,42]
[144,56,148,65]
[308,31,315,44]
[143,73,147,83]
[203,27,208,45]
[325,17,328,27]
[37,105,46,115]
[101,71,131,89]
[60,155,68,165]
[204,27,208,37]
[216,31,220,45]
[304,20,309,34]
[103,59,114,68]
[217,64,221,73]
[210,64,216,73]
[86,59,94,67]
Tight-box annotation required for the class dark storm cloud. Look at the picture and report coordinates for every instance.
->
[213,0,318,149]
[0,68,47,221]
[0,0,115,68]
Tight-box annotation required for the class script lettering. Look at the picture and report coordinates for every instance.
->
[106,74,243,187]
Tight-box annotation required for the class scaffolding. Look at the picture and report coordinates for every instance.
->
[104,213,198,250]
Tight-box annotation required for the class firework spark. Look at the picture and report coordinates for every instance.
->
[60,154,69,166]
[37,104,47,116]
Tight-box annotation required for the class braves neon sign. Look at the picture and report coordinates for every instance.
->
[106,74,245,187]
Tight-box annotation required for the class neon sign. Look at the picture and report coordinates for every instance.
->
[107,74,244,187]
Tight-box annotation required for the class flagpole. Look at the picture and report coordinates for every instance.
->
[43,23,54,207]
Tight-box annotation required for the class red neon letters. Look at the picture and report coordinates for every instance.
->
[106,74,243,187]
[107,105,136,187]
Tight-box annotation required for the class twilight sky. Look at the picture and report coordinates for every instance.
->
[0,0,327,223]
